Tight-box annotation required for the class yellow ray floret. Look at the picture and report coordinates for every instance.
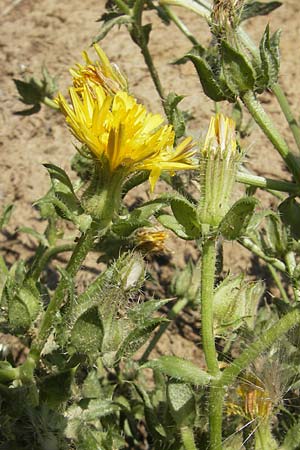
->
[70,44,128,96]
[202,112,237,160]
[56,85,196,190]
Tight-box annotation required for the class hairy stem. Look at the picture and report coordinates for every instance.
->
[201,238,223,450]
[31,222,99,361]
[201,238,219,376]
[43,96,60,110]
[236,171,300,194]
[181,426,198,450]
[239,237,286,272]
[267,264,289,304]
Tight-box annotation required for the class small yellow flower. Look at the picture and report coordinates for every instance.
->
[202,113,237,160]
[135,229,168,254]
[236,375,273,420]
[56,85,196,191]
[70,44,128,96]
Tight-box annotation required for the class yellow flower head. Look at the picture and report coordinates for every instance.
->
[202,112,237,161]
[56,85,196,190]
[236,375,273,420]
[70,44,128,96]
[135,229,169,254]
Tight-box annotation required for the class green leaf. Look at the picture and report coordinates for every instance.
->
[44,163,76,194]
[112,218,151,237]
[213,275,264,334]
[112,201,165,237]
[187,54,227,102]
[170,196,200,238]
[129,298,172,323]
[280,420,300,450]
[115,318,167,362]
[134,383,167,439]
[13,78,43,105]
[240,1,282,22]
[0,204,14,230]
[279,197,300,240]
[142,356,212,385]
[158,214,192,239]
[167,382,196,427]
[39,370,74,408]
[219,197,258,240]
[259,25,281,88]
[44,164,89,229]
[8,282,41,331]
[70,308,103,360]
[164,92,186,139]
[221,41,255,95]
[81,399,121,421]
[93,15,133,42]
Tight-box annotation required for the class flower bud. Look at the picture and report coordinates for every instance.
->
[197,113,241,228]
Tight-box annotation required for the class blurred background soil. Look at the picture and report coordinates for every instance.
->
[0,0,300,362]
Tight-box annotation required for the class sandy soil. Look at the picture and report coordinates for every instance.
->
[1,0,300,359]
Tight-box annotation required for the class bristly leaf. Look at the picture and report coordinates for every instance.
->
[93,15,133,43]
[221,41,255,95]
[258,25,281,89]
[43,164,91,231]
[240,1,282,22]
[69,308,103,361]
[280,420,300,450]
[279,197,300,241]
[114,318,167,363]
[167,382,196,427]
[142,356,212,385]
[187,54,227,102]
[219,197,258,240]
[7,281,41,332]
[170,196,200,238]
[164,92,186,139]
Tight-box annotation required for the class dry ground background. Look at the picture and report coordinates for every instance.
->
[0,0,300,361]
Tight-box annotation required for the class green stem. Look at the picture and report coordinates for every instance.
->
[180,426,197,450]
[31,222,98,361]
[201,238,223,450]
[30,243,75,281]
[42,96,60,110]
[272,83,300,152]
[0,366,20,383]
[113,0,130,14]
[140,298,188,363]
[255,420,278,450]
[241,91,300,182]
[201,238,219,376]
[211,307,300,450]
[239,237,286,272]
[236,171,300,194]
[267,264,289,304]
